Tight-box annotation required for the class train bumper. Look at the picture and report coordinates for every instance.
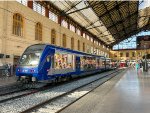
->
[16,67,38,82]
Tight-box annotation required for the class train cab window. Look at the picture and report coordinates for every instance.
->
[46,55,50,62]
[19,45,45,66]
[20,53,41,66]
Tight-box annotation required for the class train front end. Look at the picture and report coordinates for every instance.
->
[16,44,45,83]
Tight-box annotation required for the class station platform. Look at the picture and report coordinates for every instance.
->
[60,68,150,113]
[0,75,16,88]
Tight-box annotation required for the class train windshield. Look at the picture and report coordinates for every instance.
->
[19,45,45,66]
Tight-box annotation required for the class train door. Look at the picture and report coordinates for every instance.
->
[75,56,80,73]
[101,58,106,71]
[105,59,106,70]
[39,48,55,80]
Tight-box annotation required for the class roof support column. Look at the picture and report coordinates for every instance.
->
[75,25,76,33]
[45,7,49,18]
[58,16,62,26]
[68,21,70,29]
[27,1,33,9]
[81,30,83,36]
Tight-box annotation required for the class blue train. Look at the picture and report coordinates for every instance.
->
[16,44,113,83]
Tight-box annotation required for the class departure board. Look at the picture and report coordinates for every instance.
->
[137,36,150,49]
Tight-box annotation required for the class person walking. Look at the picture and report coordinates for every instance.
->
[135,61,140,73]
[139,60,143,73]
[3,63,9,77]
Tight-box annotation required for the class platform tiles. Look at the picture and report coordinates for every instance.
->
[60,69,150,113]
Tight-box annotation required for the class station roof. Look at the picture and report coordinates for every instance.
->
[41,1,150,48]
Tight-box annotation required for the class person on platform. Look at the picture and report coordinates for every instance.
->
[139,60,143,73]
[135,61,140,73]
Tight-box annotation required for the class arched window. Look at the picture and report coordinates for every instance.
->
[126,52,129,57]
[78,40,80,51]
[35,22,42,41]
[83,42,85,52]
[13,13,23,36]
[120,53,123,57]
[62,34,66,48]
[71,37,74,50]
[51,29,56,45]
[114,53,117,57]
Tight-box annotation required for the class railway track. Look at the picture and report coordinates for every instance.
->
[0,83,55,104]
[0,89,38,103]
[0,69,114,102]
[21,69,124,113]
[0,87,28,97]
[0,70,109,96]
[0,82,23,96]
[0,69,122,113]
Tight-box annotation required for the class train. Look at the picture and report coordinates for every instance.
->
[16,44,116,83]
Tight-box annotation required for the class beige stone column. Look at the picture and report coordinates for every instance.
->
[1,1,8,55]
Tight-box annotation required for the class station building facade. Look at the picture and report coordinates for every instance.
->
[110,49,150,61]
[0,1,110,65]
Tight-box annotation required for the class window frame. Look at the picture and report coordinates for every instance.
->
[78,40,80,51]
[126,52,129,57]
[51,29,56,45]
[83,42,85,52]
[35,22,42,41]
[12,13,23,37]
[71,37,74,50]
[62,34,66,48]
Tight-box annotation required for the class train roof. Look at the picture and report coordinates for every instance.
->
[30,43,106,58]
